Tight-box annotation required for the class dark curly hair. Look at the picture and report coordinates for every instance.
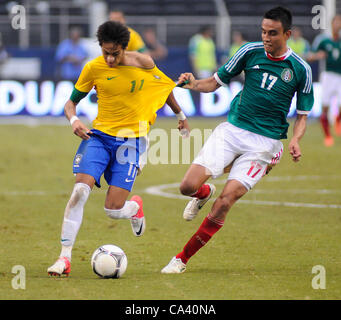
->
[96,21,130,49]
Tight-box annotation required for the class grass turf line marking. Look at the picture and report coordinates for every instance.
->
[144,175,341,209]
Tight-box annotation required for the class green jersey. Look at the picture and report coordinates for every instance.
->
[315,37,341,74]
[215,42,314,140]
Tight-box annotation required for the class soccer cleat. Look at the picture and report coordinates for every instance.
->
[324,136,334,147]
[183,184,216,221]
[335,117,341,136]
[161,257,186,274]
[130,195,145,237]
[47,257,71,277]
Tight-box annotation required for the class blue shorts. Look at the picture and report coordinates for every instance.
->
[73,129,147,191]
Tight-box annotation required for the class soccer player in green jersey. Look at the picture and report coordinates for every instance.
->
[161,7,314,274]
[307,15,341,146]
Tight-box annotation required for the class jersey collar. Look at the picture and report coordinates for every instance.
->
[265,47,292,61]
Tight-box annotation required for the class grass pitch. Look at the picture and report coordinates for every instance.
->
[0,117,340,300]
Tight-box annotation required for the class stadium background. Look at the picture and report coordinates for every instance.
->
[0,0,339,120]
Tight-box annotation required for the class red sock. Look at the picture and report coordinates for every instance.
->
[320,113,330,137]
[176,214,224,264]
[191,184,211,199]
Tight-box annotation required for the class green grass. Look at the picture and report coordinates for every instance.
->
[0,117,340,300]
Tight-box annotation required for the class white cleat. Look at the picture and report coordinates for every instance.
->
[47,257,71,277]
[131,216,145,237]
[183,183,216,221]
[161,257,186,274]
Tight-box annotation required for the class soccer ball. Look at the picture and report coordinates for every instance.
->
[91,244,128,278]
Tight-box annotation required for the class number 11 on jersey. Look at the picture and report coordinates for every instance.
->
[130,79,145,93]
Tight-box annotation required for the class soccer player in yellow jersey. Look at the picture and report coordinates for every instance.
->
[48,21,189,276]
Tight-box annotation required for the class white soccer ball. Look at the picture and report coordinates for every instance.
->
[91,244,128,278]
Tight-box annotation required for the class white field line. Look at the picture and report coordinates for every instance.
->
[144,175,341,210]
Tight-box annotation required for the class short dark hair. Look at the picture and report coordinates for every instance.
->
[263,6,292,32]
[96,21,130,48]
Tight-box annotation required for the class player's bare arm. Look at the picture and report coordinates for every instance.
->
[288,114,308,162]
[122,51,155,69]
[166,91,190,135]
[64,99,92,140]
[178,73,221,92]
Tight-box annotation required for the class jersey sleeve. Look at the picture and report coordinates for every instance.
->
[70,88,88,103]
[215,42,252,85]
[296,63,314,114]
[74,62,94,93]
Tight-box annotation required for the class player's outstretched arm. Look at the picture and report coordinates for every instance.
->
[166,91,190,138]
[288,114,308,162]
[177,73,220,93]
[64,99,92,140]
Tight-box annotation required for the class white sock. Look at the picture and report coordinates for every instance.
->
[104,200,139,219]
[59,183,91,260]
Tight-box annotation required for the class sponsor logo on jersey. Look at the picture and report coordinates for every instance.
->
[281,68,293,82]
[153,75,161,80]
[107,76,118,80]
[252,65,260,69]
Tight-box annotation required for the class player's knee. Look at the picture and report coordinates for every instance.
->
[179,180,197,196]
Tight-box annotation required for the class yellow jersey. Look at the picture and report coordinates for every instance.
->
[127,27,146,52]
[74,55,176,137]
